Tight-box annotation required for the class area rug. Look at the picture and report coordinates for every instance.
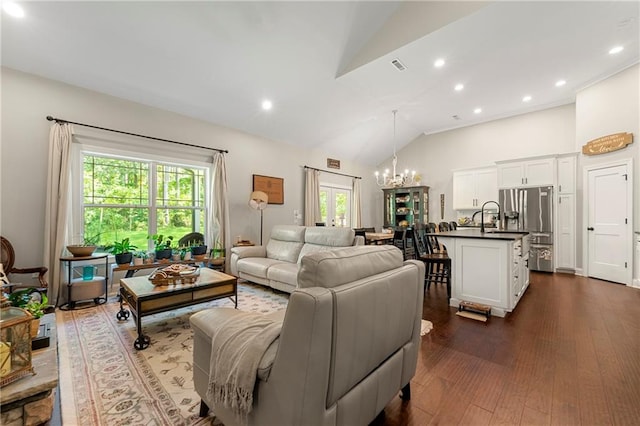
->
[56,282,288,426]
[57,282,433,425]
[421,319,433,335]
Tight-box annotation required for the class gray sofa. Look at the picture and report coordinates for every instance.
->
[191,245,425,426]
[230,225,363,293]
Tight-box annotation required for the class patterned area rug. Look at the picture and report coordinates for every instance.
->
[56,282,288,425]
[57,281,433,425]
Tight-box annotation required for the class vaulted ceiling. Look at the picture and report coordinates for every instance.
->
[2,1,638,166]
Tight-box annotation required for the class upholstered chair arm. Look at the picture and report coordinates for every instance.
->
[10,266,48,288]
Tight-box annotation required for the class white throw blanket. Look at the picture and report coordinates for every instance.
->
[206,314,282,425]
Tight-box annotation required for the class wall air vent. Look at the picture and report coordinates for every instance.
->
[391,59,406,71]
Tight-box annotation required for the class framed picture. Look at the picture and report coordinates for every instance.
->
[253,174,284,204]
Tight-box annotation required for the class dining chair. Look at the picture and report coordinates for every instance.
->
[392,229,415,260]
[354,228,367,244]
[449,221,458,230]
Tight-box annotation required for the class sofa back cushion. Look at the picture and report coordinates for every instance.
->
[266,225,306,263]
[297,245,403,289]
[296,227,356,263]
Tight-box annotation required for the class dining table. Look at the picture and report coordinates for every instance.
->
[365,232,394,245]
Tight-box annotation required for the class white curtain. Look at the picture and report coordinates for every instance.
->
[304,168,321,226]
[352,178,362,228]
[207,152,230,260]
[43,123,73,306]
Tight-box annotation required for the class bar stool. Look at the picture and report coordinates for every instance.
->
[419,233,451,299]
[438,222,450,232]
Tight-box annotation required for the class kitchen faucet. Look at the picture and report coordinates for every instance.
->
[480,201,501,233]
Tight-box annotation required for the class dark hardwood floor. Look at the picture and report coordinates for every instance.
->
[374,272,640,425]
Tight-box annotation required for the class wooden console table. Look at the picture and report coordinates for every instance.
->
[0,313,57,425]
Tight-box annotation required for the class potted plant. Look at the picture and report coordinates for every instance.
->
[66,233,101,257]
[106,237,138,265]
[210,239,225,266]
[132,250,146,266]
[171,249,181,262]
[190,240,208,258]
[148,234,174,260]
[8,289,51,338]
[179,246,191,261]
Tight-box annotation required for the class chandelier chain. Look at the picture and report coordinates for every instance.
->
[375,110,417,188]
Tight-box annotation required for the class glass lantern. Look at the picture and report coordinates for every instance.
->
[0,305,34,387]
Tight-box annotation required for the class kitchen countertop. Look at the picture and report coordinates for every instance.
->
[430,229,529,240]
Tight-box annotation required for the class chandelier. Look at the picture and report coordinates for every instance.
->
[375,110,416,187]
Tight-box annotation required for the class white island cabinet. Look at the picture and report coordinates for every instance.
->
[437,230,530,317]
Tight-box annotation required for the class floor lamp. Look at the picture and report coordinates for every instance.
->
[249,191,268,245]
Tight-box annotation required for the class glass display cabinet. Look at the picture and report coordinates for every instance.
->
[383,186,430,234]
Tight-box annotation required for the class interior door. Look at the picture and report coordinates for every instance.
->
[587,164,630,284]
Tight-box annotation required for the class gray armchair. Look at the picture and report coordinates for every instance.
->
[190,245,425,426]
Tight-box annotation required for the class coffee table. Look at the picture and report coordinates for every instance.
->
[116,267,237,350]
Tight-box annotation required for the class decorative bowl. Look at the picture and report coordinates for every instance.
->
[66,245,96,257]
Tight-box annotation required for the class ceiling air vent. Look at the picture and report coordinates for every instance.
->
[391,58,406,71]
[452,115,461,120]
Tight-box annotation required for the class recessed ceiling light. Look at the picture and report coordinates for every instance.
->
[555,80,566,87]
[261,100,273,111]
[609,45,624,55]
[522,95,532,102]
[474,108,482,114]
[2,2,25,18]
[454,83,464,91]
[434,58,445,68]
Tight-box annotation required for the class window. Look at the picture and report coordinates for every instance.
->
[319,184,351,227]
[81,153,208,250]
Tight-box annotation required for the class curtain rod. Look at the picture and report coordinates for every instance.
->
[46,116,228,154]
[304,165,361,179]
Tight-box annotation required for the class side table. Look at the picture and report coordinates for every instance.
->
[59,254,109,310]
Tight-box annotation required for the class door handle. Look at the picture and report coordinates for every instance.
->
[587,227,594,231]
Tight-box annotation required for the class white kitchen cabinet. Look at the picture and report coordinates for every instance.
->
[497,157,556,188]
[557,154,576,194]
[556,193,576,271]
[452,167,497,210]
[556,154,576,271]
[514,235,530,307]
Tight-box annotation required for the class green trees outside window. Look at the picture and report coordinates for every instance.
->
[82,154,207,250]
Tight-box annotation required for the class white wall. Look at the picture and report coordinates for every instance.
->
[0,67,378,281]
[381,104,576,224]
[575,63,639,229]
[575,64,639,282]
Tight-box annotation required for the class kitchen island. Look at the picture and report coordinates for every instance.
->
[433,229,530,317]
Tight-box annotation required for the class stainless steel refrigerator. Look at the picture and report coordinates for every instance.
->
[499,186,554,272]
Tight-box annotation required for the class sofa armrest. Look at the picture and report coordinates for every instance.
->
[230,245,267,259]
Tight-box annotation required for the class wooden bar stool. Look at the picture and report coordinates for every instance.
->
[419,234,451,299]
